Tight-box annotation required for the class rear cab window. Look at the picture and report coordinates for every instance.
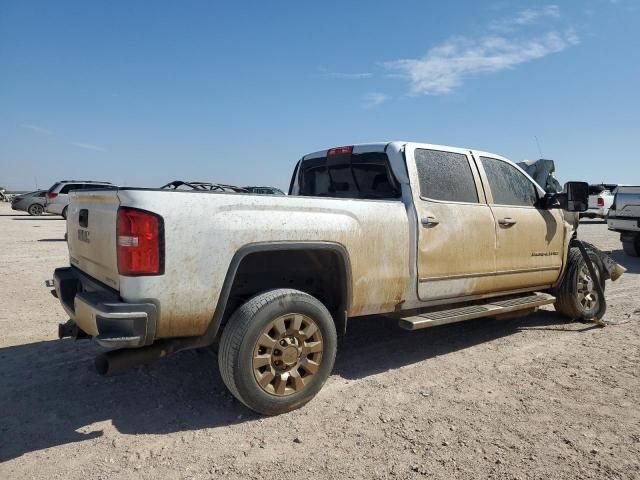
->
[296,150,401,200]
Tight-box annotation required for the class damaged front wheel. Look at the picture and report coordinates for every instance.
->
[553,246,605,321]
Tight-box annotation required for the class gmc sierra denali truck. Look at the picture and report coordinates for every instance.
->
[52,141,617,415]
[607,185,640,256]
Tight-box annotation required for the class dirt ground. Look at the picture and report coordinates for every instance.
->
[1,201,639,480]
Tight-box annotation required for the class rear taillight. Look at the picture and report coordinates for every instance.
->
[597,197,605,207]
[47,193,58,199]
[117,207,163,276]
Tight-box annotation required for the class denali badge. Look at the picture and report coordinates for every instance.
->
[78,229,90,243]
[531,251,559,257]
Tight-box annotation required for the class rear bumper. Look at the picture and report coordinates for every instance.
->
[607,217,640,233]
[585,207,607,218]
[53,267,157,348]
[45,202,64,214]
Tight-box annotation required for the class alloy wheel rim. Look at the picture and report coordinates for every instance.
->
[577,264,598,311]
[252,313,323,396]
[30,205,43,215]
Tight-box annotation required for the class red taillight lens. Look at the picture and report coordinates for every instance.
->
[597,197,605,207]
[47,193,58,199]
[117,207,163,275]
[327,146,353,156]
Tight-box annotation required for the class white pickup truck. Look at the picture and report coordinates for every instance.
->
[607,186,640,256]
[52,141,618,415]
[584,184,617,219]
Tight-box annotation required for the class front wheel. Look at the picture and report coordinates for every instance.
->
[218,289,337,415]
[553,246,605,321]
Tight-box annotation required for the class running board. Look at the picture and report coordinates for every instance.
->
[398,292,556,330]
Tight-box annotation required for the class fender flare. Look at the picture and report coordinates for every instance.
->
[200,241,353,345]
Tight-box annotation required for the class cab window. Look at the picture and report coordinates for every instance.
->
[414,149,479,203]
[481,157,538,207]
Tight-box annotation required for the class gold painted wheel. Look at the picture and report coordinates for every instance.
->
[252,313,324,396]
[576,264,599,311]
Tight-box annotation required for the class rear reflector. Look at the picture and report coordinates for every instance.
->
[327,146,353,156]
[117,207,163,275]
[597,197,605,207]
[47,193,58,199]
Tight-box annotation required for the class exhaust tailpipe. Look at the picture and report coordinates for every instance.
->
[95,342,172,376]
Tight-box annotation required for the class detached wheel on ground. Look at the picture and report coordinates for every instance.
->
[218,288,337,415]
[622,234,640,257]
[553,246,605,321]
[28,203,44,216]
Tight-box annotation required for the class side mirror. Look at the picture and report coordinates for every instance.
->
[538,181,589,212]
[563,181,589,212]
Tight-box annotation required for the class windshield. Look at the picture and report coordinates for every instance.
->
[297,152,400,200]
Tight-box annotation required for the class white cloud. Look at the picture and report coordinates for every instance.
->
[71,142,106,152]
[362,92,389,108]
[322,71,372,80]
[385,23,579,96]
[21,124,52,135]
[490,5,560,32]
[383,5,579,95]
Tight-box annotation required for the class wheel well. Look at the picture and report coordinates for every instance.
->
[221,248,350,334]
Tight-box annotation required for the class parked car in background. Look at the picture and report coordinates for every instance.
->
[244,186,286,195]
[584,184,618,219]
[160,180,249,193]
[45,180,114,218]
[11,190,47,215]
[607,185,640,256]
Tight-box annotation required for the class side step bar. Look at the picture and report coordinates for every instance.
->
[397,292,556,330]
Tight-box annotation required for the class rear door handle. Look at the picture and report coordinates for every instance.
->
[498,217,517,227]
[421,216,439,227]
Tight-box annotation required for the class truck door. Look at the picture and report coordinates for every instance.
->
[475,155,565,291]
[405,145,497,301]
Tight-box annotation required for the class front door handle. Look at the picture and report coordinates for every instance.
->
[498,217,517,227]
[421,216,440,227]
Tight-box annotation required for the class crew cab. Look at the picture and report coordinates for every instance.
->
[51,142,616,415]
[607,185,640,256]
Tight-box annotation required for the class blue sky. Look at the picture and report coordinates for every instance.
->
[1,0,638,191]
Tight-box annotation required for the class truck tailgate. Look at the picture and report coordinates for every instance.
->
[67,190,121,290]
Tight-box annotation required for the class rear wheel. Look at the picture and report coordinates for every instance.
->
[218,289,337,415]
[61,206,68,219]
[553,247,605,321]
[28,203,44,216]
[622,234,640,257]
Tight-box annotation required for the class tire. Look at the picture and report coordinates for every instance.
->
[218,288,337,415]
[28,203,44,216]
[61,206,68,220]
[553,246,605,321]
[622,235,640,257]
